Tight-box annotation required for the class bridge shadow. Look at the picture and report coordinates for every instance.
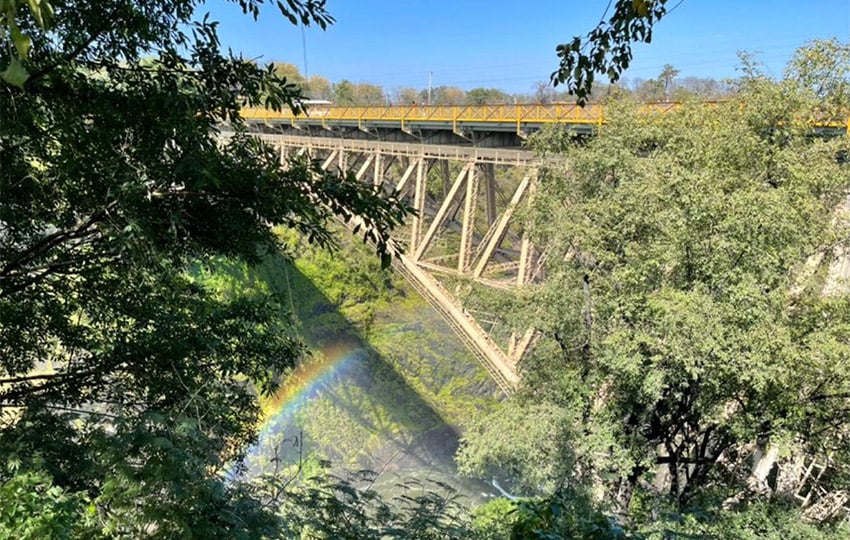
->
[237,247,501,499]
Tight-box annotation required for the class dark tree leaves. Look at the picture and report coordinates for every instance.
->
[0,0,411,535]
[551,0,669,105]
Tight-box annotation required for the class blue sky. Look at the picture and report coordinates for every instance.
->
[204,1,850,94]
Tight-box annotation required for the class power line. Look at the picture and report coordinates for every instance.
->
[300,22,308,79]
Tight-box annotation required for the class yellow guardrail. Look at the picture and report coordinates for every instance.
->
[240,103,850,132]
[242,104,612,132]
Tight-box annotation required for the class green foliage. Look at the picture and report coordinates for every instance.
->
[785,38,850,119]
[471,491,627,540]
[292,226,398,329]
[426,85,467,106]
[333,79,387,105]
[636,501,849,539]
[0,407,284,538]
[282,226,499,422]
[552,0,670,104]
[0,469,93,539]
[471,498,518,539]
[457,401,576,493]
[271,471,473,539]
[509,490,626,540]
[466,87,511,105]
[0,0,410,536]
[0,0,54,86]
[464,42,850,526]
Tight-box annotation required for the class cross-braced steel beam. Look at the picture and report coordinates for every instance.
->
[268,134,541,393]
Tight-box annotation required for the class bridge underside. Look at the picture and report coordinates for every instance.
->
[258,133,541,392]
[249,121,532,149]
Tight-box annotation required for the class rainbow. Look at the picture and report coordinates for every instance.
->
[224,339,365,480]
[258,339,363,435]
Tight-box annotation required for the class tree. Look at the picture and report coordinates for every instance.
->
[332,78,356,104]
[673,75,733,100]
[425,85,466,106]
[785,38,850,120]
[271,61,306,88]
[552,0,671,104]
[352,81,386,105]
[629,76,663,101]
[306,74,333,100]
[461,42,850,522]
[0,0,410,535]
[465,87,510,105]
[658,63,679,99]
[392,85,420,105]
[533,80,558,103]
[333,80,386,105]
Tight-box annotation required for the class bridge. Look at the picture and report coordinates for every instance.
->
[242,102,850,145]
[237,104,850,394]
[242,103,613,144]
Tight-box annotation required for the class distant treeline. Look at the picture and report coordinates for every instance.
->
[272,61,734,105]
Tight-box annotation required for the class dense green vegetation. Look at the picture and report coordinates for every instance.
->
[2,0,850,537]
[457,40,850,537]
[0,0,412,536]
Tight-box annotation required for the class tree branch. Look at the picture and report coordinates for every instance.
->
[26,21,112,85]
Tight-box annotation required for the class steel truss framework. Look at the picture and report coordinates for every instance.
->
[259,134,540,392]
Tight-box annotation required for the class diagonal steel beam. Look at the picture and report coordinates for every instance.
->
[507,328,537,366]
[472,172,533,278]
[412,161,474,261]
[355,154,375,181]
[394,159,418,194]
[320,149,338,171]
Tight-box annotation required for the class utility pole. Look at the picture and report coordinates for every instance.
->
[428,71,432,106]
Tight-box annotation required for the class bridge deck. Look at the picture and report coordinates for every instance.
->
[253,134,535,165]
[242,103,850,136]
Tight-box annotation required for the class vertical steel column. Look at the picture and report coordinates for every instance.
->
[440,160,451,198]
[373,152,383,187]
[458,163,479,273]
[483,163,497,225]
[409,157,427,255]
[517,235,532,286]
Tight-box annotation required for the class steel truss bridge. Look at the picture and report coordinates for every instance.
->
[239,104,850,394]
[249,132,537,392]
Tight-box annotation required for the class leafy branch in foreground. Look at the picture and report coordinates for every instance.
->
[0,0,411,536]
[551,0,671,104]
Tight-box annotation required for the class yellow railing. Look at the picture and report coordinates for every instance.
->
[240,103,850,131]
[240,103,610,127]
